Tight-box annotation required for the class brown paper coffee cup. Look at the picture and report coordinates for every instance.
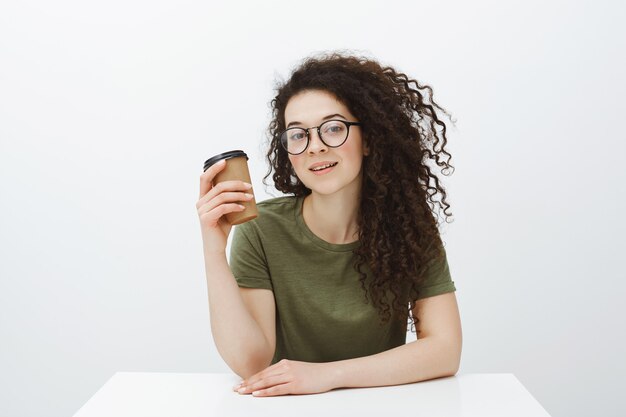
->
[203,150,258,225]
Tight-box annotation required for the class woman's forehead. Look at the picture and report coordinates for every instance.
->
[284,90,352,124]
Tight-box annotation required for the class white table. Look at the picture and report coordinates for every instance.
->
[72,372,551,417]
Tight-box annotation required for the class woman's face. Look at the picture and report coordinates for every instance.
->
[284,89,368,196]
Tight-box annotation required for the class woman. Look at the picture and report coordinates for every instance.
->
[196,51,462,397]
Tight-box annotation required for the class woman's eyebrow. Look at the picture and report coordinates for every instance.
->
[287,113,347,128]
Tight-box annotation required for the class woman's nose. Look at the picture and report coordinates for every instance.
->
[307,129,327,154]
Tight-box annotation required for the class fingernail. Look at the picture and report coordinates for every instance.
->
[232,383,242,390]
[244,193,253,199]
[244,183,252,189]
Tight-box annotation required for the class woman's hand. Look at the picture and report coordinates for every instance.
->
[232,359,339,397]
[196,159,253,254]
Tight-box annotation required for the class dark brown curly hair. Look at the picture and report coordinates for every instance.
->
[263,50,455,336]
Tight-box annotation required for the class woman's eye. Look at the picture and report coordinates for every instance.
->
[290,132,305,140]
[324,123,344,134]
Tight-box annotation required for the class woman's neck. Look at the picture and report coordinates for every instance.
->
[302,191,360,244]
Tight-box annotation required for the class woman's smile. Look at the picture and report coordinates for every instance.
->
[309,161,338,175]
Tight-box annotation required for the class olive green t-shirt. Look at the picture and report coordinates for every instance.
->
[228,196,456,365]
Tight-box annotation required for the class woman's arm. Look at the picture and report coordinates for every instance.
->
[205,252,274,378]
[197,161,274,378]
[330,291,462,388]
[234,292,462,396]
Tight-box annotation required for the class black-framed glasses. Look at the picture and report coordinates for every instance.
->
[279,119,363,155]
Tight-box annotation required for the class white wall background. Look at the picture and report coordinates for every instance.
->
[1,0,624,416]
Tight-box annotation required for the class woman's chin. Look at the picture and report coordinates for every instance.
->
[305,184,344,196]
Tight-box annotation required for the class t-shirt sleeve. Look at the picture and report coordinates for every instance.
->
[409,245,456,301]
[228,222,274,291]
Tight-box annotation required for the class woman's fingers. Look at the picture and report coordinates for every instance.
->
[196,180,253,209]
[198,191,253,214]
[198,159,226,199]
[237,374,291,395]
[199,203,246,228]
[236,360,289,391]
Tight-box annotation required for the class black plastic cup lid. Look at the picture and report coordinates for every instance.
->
[203,150,248,172]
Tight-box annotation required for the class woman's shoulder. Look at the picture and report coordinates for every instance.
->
[232,195,301,251]
[240,195,299,230]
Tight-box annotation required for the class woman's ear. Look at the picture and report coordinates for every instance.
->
[363,143,370,156]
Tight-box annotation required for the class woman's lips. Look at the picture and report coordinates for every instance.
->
[309,162,337,175]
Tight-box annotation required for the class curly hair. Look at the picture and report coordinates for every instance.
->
[263,50,455,336]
